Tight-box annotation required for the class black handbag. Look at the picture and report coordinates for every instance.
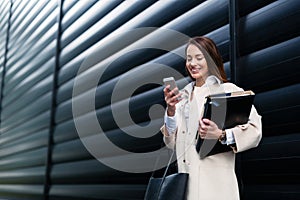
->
[144,150,189,200]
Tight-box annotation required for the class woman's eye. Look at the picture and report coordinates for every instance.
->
[197,57,203,61]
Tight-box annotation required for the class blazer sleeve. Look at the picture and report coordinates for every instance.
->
[230,105,262,153]
[160,125,176,150]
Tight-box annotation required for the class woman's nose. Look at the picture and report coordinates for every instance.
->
[190,60,196,66]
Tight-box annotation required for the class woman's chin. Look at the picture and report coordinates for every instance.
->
[191,73,201,79]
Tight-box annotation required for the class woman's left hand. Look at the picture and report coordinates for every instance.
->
[198,118,222,139]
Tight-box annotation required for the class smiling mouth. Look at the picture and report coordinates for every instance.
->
[190,67,201,73]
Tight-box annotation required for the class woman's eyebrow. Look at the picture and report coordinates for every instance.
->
[186,53,203,57]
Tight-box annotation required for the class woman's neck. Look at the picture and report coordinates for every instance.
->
[195,78,205,87]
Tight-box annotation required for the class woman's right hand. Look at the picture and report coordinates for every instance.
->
[163,85,182,117]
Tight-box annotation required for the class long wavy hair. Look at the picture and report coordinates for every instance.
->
[185,36,228,83]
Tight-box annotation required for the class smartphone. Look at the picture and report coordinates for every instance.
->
[163,77,179,95]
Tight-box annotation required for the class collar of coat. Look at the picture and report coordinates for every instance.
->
[182,75,222,97]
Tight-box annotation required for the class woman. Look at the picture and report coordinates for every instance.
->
[162,36,262,200]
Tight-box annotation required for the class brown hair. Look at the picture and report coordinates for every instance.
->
[185,36,228,83]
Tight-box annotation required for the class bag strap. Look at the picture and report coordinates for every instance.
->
[154,149,176,200]
[161,149,175,180]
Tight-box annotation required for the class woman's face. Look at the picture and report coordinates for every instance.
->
[186,44,210,82]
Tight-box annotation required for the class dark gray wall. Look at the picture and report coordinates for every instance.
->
[0,0,299,199]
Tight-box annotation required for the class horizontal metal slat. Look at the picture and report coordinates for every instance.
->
[240,135,300,190]
[61,0,77,16]
[239,0,300,55]
[238,0,276,17]
[0,0,9,16]
[61,0,98,32]
[243,158,300,184]
[0,111,50,145]
[0,3,9,70]
[253,84,300,136]
[49,184,146,200]
[61,0,228,96]
[52,117,163,164]
[243,133,300,161]
[0,184,43,199]
[0,148,47,171]
[244,185,300,200]
[50,159,122,184]
[53,112,160,152]
[57,47,176,106]
[55,27,229,130]
[255,84,300,112]
[56,30,229,127]
[7,0,57,60]
[51,139,91,164]
[1,75,53,119]
[50,150,170,184]
[55,50,181,121]
[9,0,35,41]
[163,0,227,34]
[5,29,56,87]
[1,58,54,111]
[0,129,48,157]
[57,0,220,88]
[238,36,300,91]
[1,93,51,131]
[8,0,50,49]
[0,2,10,28]
[262,107,300,136]
[53,119,77,144]
[61,0,123,48]
[10,0,22,13]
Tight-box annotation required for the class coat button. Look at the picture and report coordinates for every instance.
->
[183,159,186,163]
[238,124,249,130]
[182,131,185,134]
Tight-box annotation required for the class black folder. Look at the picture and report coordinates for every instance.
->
[196,90,255,158]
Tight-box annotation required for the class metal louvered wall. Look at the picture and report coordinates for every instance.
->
[0,0,58,199]
[0,0,299,200]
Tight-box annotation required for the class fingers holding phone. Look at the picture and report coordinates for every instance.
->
[163,77,182,116]
[164,85,181,103]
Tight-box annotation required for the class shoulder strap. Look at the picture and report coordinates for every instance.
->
[154,149,176,200]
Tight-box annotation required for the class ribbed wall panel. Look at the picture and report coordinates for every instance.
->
[235,1,300,199]
[0,0,299,199]
[238,0,277,17]
[0,0,58,199]
[239,36,300,91]
[57,0,202,87]
[0,0,10,102]
[239,0,300,56]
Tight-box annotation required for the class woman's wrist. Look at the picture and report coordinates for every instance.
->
[218,129,226,142]
[167,107,175,116]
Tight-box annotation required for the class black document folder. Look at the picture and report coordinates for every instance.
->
[196,90,255,158]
